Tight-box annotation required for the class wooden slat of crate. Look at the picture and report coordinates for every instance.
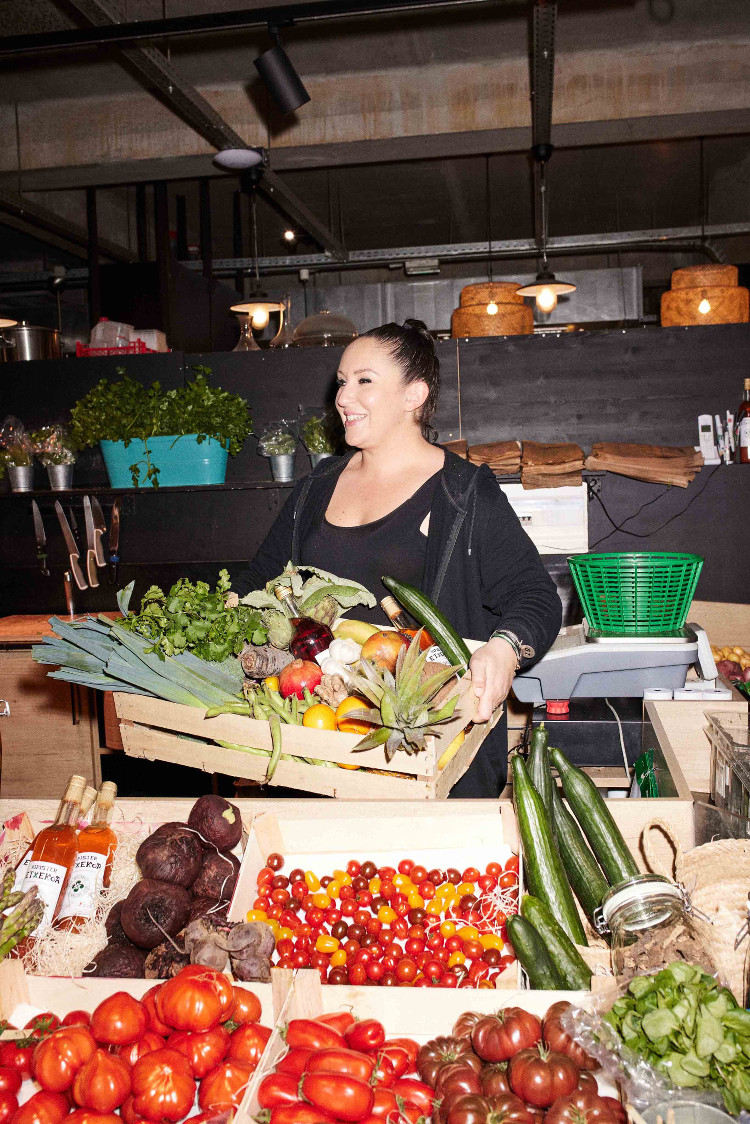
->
[114,687,501,800]
[647,696,747,795]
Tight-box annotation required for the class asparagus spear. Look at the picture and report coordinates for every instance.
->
[0,869,44,960]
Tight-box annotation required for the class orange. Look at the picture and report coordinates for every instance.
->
[335,694,375,735]
[302,703,337,730]
[263,675,280,692]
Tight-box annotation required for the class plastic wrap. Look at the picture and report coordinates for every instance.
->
[0,415,34,465]
[32,424,76,466]
[258,420,297,457]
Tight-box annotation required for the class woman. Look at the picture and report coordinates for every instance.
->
[235,319,561,796]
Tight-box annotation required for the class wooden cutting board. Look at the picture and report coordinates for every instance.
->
[0,613,120,644]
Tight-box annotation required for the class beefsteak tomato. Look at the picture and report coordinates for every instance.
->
[445,1093,536,1124]
[507,1045,579,1109]
[167,1026,230,1079]
[33,1026,97,1093]
[542,1005,599,1073]
[9,1089,69,1124]
[471,1011,542,1064]
[229,988,262,1027]
[226,1023,271,1069]
[198,1060,253,1112]
[545,1090,621,1124]
[130,1048,196,1123]
[90,994,147,1047]
[156,966,235,1033]
[116,1033,165,1069]
[72,1049,131,1112]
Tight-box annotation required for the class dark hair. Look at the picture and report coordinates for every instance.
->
[362,318,440,442]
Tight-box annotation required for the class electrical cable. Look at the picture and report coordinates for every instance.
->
[604,698,630,780]
[590,463,724,548]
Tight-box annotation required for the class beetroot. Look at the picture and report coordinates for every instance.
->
[187,795,242,851]
[120,878,192,949]
[89,940,147,977]
[191,850,240,901]
[136,822,203,887]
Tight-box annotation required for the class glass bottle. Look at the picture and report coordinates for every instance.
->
[380,595,434,650]
[275,586,334,666]
[736,377,750,465]
[12,782,97,895]
[233,316,261,352]
[57,782,118,931]
[21,774,86,933]
[597,873,718,978]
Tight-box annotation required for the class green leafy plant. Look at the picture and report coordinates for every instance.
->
[69,366,252,487]
[300,413,335,454]
[30,425,77,466]
[258,421,296,457]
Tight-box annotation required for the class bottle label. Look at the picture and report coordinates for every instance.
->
[739,416,750,453]
[57,852,107,921]
[22,860,69,931]
[424,644,451,666]
[12,850,32,894]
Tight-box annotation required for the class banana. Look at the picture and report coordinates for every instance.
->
[333,618,381,644]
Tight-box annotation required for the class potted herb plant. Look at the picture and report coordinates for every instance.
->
[300,411,337,467]
[69,366,253,488]
[258,420,297,481]
[31,424,77,490]
[0,416,35,491]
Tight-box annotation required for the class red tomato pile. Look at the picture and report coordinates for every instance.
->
[247,853,519,988]
[421,1001,626,1124]
[0,966,271,1124]
[256,1010,434,1124]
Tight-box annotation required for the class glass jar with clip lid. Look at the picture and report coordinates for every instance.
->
[595,873,719,979]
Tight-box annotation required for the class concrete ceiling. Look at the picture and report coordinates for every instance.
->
[0,0,749,283]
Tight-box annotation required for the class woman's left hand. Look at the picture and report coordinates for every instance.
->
[468,637,518,722]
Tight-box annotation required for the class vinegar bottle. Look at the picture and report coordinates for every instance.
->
[736,377,750,464]
[275,586,334,665]
[57,782,118,931]
[12,780,95,894]
[380,596,434,649]
[21,774,86,932]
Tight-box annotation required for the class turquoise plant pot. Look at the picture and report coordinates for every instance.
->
[101,435,229,487]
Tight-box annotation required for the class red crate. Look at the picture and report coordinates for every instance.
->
[75,339,158,357]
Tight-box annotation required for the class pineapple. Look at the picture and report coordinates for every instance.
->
[345,632,461,761]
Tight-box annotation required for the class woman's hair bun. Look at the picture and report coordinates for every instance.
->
[402,318,433,343]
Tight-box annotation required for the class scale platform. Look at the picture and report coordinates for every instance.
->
[512,621,716,705]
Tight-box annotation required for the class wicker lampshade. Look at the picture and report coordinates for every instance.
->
[661,264,749,327]
[451,282,533,338]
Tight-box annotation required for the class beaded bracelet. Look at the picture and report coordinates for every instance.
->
[489,629,522,670]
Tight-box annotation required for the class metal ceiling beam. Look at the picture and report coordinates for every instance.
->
[52,0,347,259]
[0,187,136,263]
[0,0,511,56]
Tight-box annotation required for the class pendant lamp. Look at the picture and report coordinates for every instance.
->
[230,169,283,346]
[516,157,575,313]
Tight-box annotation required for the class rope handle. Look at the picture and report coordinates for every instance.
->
[641,818,683,880]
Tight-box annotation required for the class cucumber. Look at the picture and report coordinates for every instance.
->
[381,576,471,672]
[549,746,641,886]
[511,754,587,946]
[507,915,564,990]
[550,782,609,925]
[520,894,592,991]
[527,722,553,814]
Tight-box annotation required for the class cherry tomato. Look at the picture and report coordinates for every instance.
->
[166,1025,230,1079]
[90,994,147,1047]
[130,1048,195,1123]
[116,1032,165,1069]
[227,1023,272,1069]
[0,1043,33,1078]
[33,1026,97,1094]
[155,966,235,1033]
[300,1072,374,1122]
[61,1013,90,1030]
[0,1092,16,1124]
[498,872,518,889]
[257,1072,300,1109]
[9,1090,69,1124]
[72,1049,131,1113]
[0,1073,20,1098]
[198,1060,253,1111]
[24,1015,62,1041]
[344,1020,385,1054]
[229,987,262,1026]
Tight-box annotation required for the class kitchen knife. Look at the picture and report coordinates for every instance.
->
[82,496,100,588]
[54,500,87,591]
[63,570,76,619]
[108,497,121,587]
[31,500,50,576]
[90,496,107,566]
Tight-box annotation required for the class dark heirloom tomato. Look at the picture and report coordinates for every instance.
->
[227,1022,272,1068]
[9,1089,69,1124]
[300,1072,375,1122]
[306,1049,375,1084]
[90,994,147,1047]
[434,1061,483,1103]
[345,1020,386,1054]
[72,1048,131,1112]
[544,1090,621,1124]
[445,1093,536,1124]
[577,1072,597,1093]
[507,1046,579,1109]
[479,1063,510,1098]
[270,1103,338,1124]
[257,1072,300,1109]
[452,1013,484,1041]
[198,1060,253,1112]
[599,1099,627,1124]
[286,1020,345,1052]
[130,1047,196,1123]
[33,1026,97,1093]
[156,966,235,1033]
[542,1005,599,1072]
[471,1011,542,1064]
[417,1036,478,1086]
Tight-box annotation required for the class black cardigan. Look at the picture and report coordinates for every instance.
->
[234,450,562,795]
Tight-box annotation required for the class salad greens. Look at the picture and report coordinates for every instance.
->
[121,569,267,661]
[605,961,750,1113]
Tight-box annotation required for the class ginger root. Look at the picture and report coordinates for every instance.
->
[315,673,348,708]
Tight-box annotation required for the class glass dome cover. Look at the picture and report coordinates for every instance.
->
[292,308,358,347]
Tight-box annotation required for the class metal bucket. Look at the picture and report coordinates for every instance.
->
[47,464,74,490]
[269,453,295,482]
[0,322,62,362]
[8,465,34,491]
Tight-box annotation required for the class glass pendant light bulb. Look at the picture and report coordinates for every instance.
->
[536,286,558,313]
[486,301,499,315]
[251,306,270,329]
[698,297,711,315]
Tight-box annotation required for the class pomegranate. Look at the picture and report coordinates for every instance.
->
[278,659,323,699]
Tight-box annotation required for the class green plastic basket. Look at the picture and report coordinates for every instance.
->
[567,551,703,635]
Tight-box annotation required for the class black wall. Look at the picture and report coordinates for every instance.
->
[1,322,748,619]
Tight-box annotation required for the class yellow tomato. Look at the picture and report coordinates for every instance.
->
[303,703,337,730]
[304,870,320,890]
[263,676,280,692]
[377,905,397,924]
[448,950,466,967]
[480,932,504,950]
[440,919,457,938]
[457,924,479,941]
[425,899,443,915]
[312,891,331,909]
[330,949,347,967]
[335,695,375,734]
[246,909,267,922]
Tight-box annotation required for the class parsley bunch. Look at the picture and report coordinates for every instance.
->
[121,569,267,662]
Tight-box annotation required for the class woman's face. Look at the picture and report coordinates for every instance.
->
[335,336,427,449]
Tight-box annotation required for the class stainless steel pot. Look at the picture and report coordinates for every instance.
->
[0,322,62,362]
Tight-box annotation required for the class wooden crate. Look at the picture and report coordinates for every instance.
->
[113,679,502,799]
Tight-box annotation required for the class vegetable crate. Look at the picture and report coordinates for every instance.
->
[113,680,501,799]
[708,710,750,820]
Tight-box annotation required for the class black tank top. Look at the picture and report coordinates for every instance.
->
[300,471,440,624]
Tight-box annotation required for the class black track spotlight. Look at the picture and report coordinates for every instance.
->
[254,27,310,115]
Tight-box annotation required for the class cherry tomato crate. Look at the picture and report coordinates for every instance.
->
[113,674,502,799]
[228,803,522,991]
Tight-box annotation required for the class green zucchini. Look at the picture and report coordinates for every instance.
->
[549,746,641,886]
[507,915,564,990]
[381,576,471,672]
[550,782,609,925]
[527,722,553,814]
[511,754,587,946]
[520,894,592,991]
